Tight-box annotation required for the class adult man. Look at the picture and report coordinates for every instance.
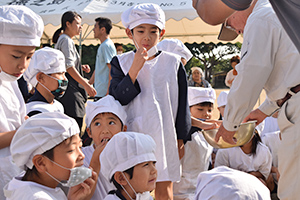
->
[89,17,116,101]
[209,0,300,199]
[192,0,300,53]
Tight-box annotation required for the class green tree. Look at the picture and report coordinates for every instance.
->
[185,42,241,82]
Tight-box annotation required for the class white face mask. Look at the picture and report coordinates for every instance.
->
[44,157,92,187]
[117,51,123,55]
[0,66,22,82]
[131,32,158,60]
[120,172,152,200]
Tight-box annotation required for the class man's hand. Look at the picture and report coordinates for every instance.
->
[215,123,236,144]
[242,108,268,125]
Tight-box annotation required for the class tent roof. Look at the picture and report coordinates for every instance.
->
[1,0,243,44]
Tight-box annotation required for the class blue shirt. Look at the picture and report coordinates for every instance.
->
[94,38,116,97]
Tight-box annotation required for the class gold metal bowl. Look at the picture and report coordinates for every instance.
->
[201,120,257,148]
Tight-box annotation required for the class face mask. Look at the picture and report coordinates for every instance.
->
[131,31,158,60]
[0,66,22,82]
[120,172,152,200]
[45,157,92,187]
[117,51,123,55]
[39,75,68,98]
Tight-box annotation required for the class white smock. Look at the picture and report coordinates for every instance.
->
[4,173,67,200]
[194,166,271,200]
[0,80,24,199]
[173,131,213,200]
[262,131,281,183]
[118,51,181,182]
[82,145,115,200]
[26,100,64,115]
[104,193,154,200]
[224,69,236,88]
[215,142,272,179]
[260,116,279,137]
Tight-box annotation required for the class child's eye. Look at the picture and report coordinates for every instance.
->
[198,109,204,111]
[95,122,101,126]
[109,121,116,125]
[143,163,149,167]
[138,30,144,33]
[12,55,20,59]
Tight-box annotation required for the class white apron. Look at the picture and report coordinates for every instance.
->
[0,80,25,199]
[118,51,181,182]
[26,99,64,115]
[173,131,213,200]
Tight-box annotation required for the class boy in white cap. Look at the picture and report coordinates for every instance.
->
[173,87,215,200]
[0,5,43,199]
[82,95,127,200]
[100,131,157,200]
[23,47,68,117]
[109,3,191,199]
[4,112,97,200]
[157,38,193,66]
[194,166,271,200]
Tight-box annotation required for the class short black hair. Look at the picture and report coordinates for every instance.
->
[95,17,113,34]
[191,102,214,108]
[111,166,134,191]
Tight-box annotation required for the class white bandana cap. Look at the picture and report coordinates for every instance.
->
[10,112,79,170]
[121,3,165,30]
[188,87,216,106]
[157,39,193,61]
[217,91,229,107]
[0,5,44,46]
[100,132,156,181]
[23,47,66,87]
[195,166,271,200]
[85,95,127,128]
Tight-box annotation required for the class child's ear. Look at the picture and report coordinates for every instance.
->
[114,171,128,186]
[159,29,165,39]
[122,125,127,132]
[86,127,92,138]
[36,72,45,83]
[32,155,47,173]
[125,28,133,39]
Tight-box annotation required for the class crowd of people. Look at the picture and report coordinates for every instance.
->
[0,0,297,199]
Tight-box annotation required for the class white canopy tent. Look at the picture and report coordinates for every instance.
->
[1,0,242,45]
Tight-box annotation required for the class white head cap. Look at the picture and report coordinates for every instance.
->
[121,3,165,30]
[10,112,80,170]
[195,166,270,199]
[85,95,127,128]
[0,5,44,46]
[157,39,193,61]
[100,132,156,181]
[217,91,229,107]
[188,87,216,106]
[23,47,66,87]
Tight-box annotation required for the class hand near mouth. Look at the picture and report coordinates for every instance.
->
[89,139,109,175]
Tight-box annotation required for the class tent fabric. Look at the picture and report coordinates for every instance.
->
[1,0,243,44]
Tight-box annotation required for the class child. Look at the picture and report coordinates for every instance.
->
[4,112,97,200]
[23,47,67,117]
[0,5,43,199]
[109,4,191,198]
[217,90,229,119]
[82,95,127,200]
[157,38,193,66]
[100,131,157,200]
[195,166,271,200]
[215,129,272,185]
[173,87,215,200]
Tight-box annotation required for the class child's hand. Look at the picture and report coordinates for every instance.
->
[128,47,147,83]
[89,139,109,174]
[67,168,97,200]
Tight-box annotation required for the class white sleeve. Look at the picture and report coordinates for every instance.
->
[215,149,230,168]
[223,16,281,131]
